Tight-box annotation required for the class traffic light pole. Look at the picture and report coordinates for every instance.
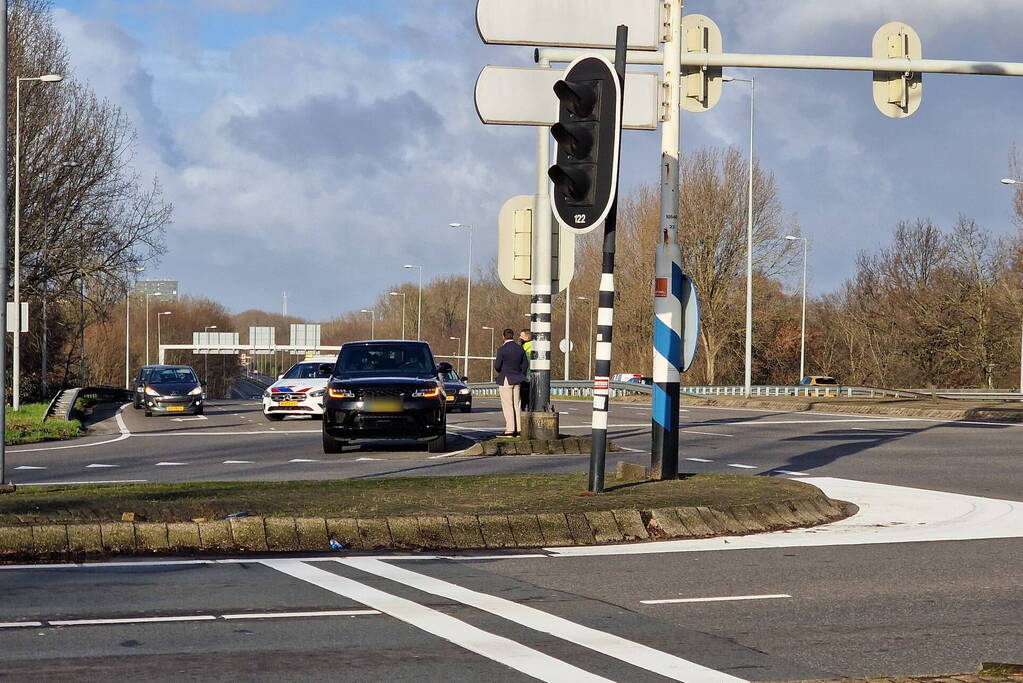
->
[651,0,684,480]
[529,99,554,417]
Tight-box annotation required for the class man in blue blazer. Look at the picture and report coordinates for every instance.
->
[494,327,529,436]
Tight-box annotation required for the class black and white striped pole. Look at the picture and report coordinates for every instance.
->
[548,26,627,493]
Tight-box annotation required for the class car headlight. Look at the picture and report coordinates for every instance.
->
[458,388,471,395]
[309,389,325,398]
[189,386,204,396]
[144,386,160,397]
[328,387,356,399]
[263,390,271,398]
[413,385,441,398]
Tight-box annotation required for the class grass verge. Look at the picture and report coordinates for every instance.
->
[0,473,816,524]
[4,403,82,446]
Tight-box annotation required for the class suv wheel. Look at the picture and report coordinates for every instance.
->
[322,430,345,454]
[426,432,447,453]
[265,413,285,422]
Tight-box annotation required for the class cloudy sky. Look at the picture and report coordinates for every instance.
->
[51,0,1023,321]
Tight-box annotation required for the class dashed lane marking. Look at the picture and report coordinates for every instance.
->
[155,462,186,466]
[223,460,254,464]
[641,594,791,605]
[288,458,320,463]
[774,470,809,477]
[14,466,45,470]
[727,464,757,469]
[85,464,118,468]
[685,458,713,463]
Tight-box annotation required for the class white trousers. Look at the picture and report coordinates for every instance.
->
[498,379,521,434]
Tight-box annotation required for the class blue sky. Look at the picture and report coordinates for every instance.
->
[50,0,1023,321]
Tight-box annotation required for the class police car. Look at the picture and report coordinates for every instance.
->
[262,355,336,421]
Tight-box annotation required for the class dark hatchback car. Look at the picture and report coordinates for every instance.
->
[441,369,472,413]
[321,340,451,454]
[136,365,205,417]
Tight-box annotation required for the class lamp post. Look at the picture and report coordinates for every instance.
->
[481,326,495,382]
[203,325,218,381]
[450,222,473,376]
[157,312,172,362]
[999,178,1023,392]
[724,74,755,397]
[403,264,423,340]
[449,336,461,362]
[13,73,64,407]
[389,291,406,340]
[144,291,163,365]
[360,309,375,340]
[124,266,144,389]
[785,235,809,383]
[577,296,594,379]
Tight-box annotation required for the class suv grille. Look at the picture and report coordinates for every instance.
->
[358,387,412,399]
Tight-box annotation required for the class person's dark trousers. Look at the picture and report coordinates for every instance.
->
[519,380,531,410]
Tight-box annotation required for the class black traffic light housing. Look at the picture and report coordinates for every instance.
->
[548,55,622,233]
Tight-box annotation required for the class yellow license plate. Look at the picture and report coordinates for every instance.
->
[366,398,402,412]
[167,406,185,412]
[280,401,299,407]
[446,395,455,402]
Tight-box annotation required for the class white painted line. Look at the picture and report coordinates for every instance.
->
[774,470,809,477]
[50,615,218,626]
[288,458,320,463]
[727,464,757,469]
[131,430,320,436]
[14,465,46,470]
[561,423,649,429]
[615,446,646,453]
[223,460,254,464]
[682,429,733,437]
[0,622,44,628]
[685,458,713,463]
[221,609,380,620]
[354,457,384,461]
[642,594,791,605]
[17,480,148,486]
[155,462,186,466]
[85,464,117,468]
[341,558,744,683]
[7,404,133,454]
[262,559,611,683]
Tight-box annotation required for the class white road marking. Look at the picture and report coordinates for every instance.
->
[0,622,44,628]
[727,463,757,469]
[17,480,148,486]
[341,558,745,683]
[642,594,791,605]
[682,429,733,437]
[263,559,612,683]
[50,615,218,626]
[221,609,380,620]
[85,464,118,469]
[354,457,384,461]
[155,462,186,466]
[223,460,254,464]
[774,470,808,477]
[14,465,45,470]
[170,416,208,422]
[288,458,320,463]
[685,458,713,463]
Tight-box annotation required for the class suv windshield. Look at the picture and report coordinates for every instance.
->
[283,363,329,380]
[336,344,434,377]
[150,368,198,384]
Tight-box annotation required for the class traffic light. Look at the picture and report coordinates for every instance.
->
[548,55,622,234]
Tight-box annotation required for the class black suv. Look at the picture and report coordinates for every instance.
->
[321,340,451,454]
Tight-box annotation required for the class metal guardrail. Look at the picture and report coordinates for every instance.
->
[682,385,920,399]
[43,386,134,422]
[468,380,653,398]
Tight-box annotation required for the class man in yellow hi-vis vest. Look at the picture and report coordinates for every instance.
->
[519,329,533,410]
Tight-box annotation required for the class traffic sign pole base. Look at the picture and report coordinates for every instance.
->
[520,411,560,441]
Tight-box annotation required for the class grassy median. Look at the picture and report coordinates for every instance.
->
[0,473,818,524]
[4,403,82,446]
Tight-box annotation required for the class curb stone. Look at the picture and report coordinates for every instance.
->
[0,491,849,559]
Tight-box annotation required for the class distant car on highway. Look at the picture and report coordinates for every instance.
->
[800,375,839,386]
[321,340,451,454]
[137,365,205,417]
[441,369,472,413]
[611,373,643,383]
[262,355,336,421]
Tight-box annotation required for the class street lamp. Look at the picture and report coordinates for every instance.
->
[389,291,406,340]
[449,336,461,360]
[999,178,1023,392]
[157,311,172,362]
[204,325,218,381]
[144,291,163,365]
[785,235,809,383]
[360,309,375,340]
[724,74,755,397]
[13,73,63,408]
[481,326,495,382]
[450,222,474,376]
[577,296,594,379]
[403,264,423,340]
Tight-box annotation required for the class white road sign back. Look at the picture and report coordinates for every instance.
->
[475,66,659,130]
[476,0,661,51]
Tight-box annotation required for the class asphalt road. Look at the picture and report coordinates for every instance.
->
[2,395,1022,679]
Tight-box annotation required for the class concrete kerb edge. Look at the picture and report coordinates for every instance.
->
[0,491,850,559]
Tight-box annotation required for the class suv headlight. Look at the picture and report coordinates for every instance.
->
[309,389,325,398]
[144,386,160,397]
[458,388,471,395]
[413,385,441,399]
[328,387,356,399]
